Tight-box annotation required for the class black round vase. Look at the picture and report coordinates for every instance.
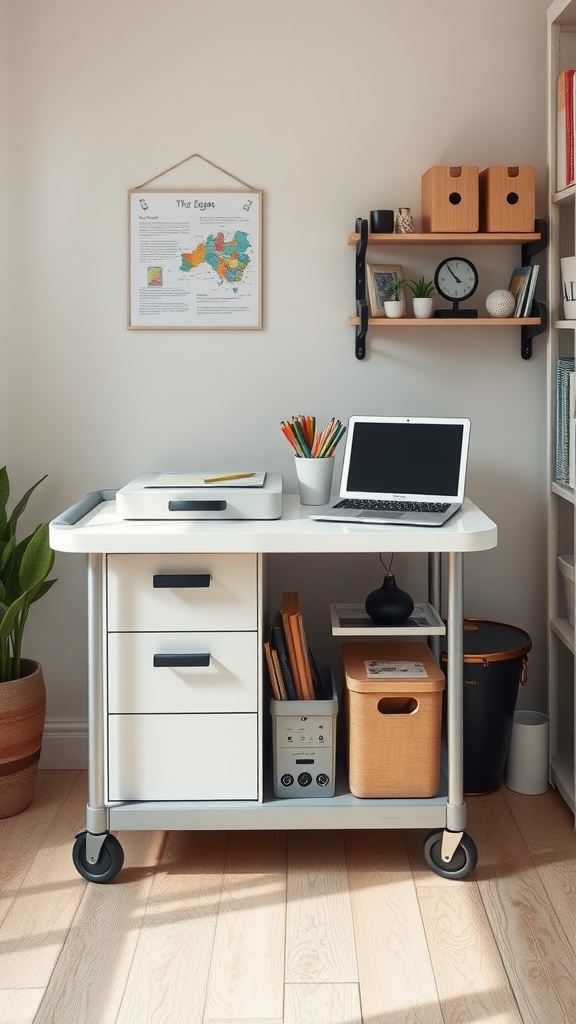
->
[365,573,414,625]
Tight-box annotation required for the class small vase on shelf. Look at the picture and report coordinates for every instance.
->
[395,207,416,233]
[365,573,414,625]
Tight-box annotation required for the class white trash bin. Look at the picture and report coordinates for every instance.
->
[504,710,549,795]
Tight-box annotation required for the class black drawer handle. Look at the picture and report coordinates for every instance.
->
[152,574,211,589]
[153,653,211,668]
[168,500,227,512]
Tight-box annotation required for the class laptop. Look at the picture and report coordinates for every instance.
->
[309,415,470,527]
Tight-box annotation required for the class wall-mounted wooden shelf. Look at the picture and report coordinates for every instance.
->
[350,217,548,360]
[348,316,541,328]
[348,231,542,246]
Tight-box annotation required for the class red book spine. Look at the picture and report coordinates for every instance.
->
[561,69,569,186]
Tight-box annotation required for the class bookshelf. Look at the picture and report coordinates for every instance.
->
[547,0,576,822]
[349,219,547,360]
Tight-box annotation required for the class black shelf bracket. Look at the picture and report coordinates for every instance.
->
[355,217,368,359]
[521,218,548,265]
[521,300,547,360]
[520,219,548,360]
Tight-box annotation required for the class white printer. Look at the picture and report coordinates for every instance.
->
[116,471,283,521]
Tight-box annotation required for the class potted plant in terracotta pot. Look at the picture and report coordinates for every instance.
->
[0,466,57,817]
[407,276,435,318]
[383,272,406,319]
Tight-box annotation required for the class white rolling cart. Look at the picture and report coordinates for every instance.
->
[49,492,497,882]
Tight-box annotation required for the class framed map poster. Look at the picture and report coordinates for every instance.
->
[129,189,262,329]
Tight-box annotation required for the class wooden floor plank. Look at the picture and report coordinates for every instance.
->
[0,988,44,1024]
[417,884,523,1024]
[502,786,576,949]
[33,829,166,1024]
[346,829,444,1024]
[204,830,287,1023]
[284,982,362,1023]
[0,771,80,929]
[470,789,576,1024]
[285,831,357,984]
[0,772,88,988]
[115,830,228,1024]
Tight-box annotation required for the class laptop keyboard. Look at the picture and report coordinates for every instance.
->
[333,499,450,513]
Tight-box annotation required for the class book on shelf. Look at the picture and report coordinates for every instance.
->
[263,640,286,701]
[519,264,539,317]
[281,590,315,700]
[507,266,531,317]
[557,69,576,191]
[271,612,298,700]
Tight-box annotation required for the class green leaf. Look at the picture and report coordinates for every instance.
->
[0,595,25,646]
[27,577,57,606]
[8,474,48,536]
[19,525,54,593]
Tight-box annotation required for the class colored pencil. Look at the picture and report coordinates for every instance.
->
[280,416,346,458]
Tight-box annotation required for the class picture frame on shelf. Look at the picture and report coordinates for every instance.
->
[366,264,404,317]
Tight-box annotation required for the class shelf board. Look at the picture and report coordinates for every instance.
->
[347,316,540,328]
[348,231,542,246]
[551,616,575,654]
[330,602,445,636]
[551,481,575,503]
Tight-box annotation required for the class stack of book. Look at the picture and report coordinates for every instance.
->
[557,69,576,192]
[264,591,329,700]
[556,356,576,486]
[507,265,540,317]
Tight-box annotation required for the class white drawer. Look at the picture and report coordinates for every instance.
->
[108,713,258,800]
[108,631,258,713]
[107,553,257,631]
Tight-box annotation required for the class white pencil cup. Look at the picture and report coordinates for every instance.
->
[294,456,334,505]
[504,710,549,795]
[560,256,576,318]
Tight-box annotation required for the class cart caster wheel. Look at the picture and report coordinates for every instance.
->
[424,830,477,880]
[72,832,124,883]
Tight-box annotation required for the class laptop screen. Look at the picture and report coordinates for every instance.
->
[340,417,470,501]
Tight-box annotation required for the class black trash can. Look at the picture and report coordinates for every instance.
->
[442,619,531,795]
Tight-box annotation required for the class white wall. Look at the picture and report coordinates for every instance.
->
[4,0,550,765]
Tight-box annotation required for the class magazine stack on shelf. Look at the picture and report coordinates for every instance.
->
[556,355,576,486]
[263,591,329,701]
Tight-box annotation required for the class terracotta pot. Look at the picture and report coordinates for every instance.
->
[0,660,46,818]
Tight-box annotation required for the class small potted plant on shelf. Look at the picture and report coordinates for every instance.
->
[0,466,57,817]
[384,272,406,319]
[407,276,435,319]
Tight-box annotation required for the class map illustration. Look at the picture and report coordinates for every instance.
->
[180,230,251,290]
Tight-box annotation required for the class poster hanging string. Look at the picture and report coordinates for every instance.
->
[135,152,255,191]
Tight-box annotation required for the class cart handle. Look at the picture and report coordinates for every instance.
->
[50,489,118,528]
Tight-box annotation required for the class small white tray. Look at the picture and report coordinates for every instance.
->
[330,603,446,637]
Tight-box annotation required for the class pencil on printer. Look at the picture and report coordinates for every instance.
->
[203,472,256,483]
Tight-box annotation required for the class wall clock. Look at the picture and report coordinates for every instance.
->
[434,257,479,318]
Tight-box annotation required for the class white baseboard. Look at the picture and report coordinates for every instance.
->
[40,720,88,769]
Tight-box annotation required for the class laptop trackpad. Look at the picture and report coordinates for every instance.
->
[357,509,404,519]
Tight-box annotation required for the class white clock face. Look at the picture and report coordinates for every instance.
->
[435,258,478,301]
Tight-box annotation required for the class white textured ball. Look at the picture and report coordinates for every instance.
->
[486,289,515,317]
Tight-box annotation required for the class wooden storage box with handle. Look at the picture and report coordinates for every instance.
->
[342,641,445,798]
[421,165,479,232]
[479,165,535,232]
